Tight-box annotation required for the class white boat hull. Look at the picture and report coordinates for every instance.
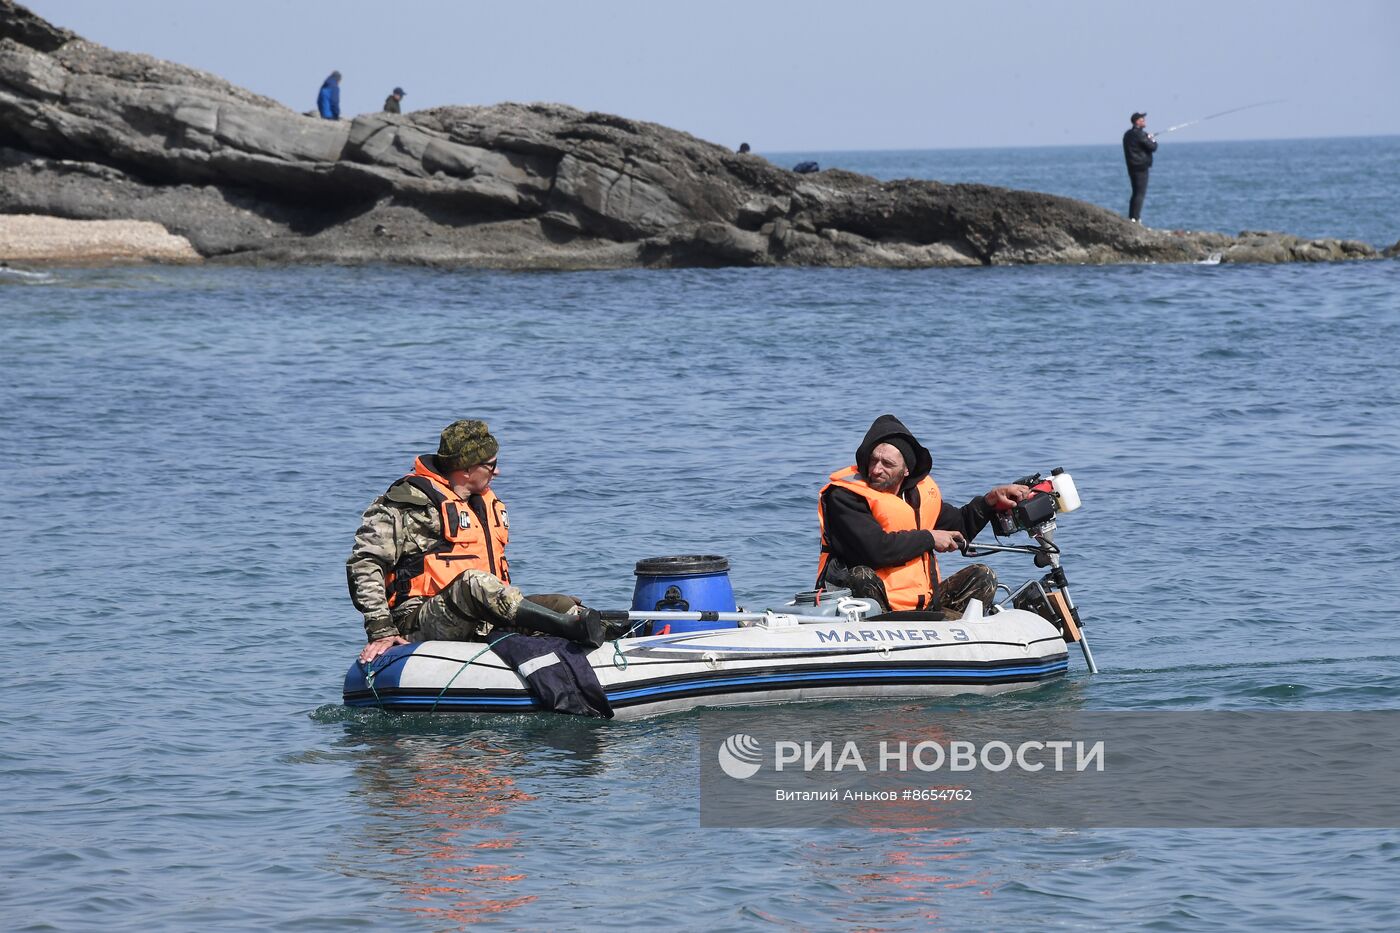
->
[345,607,1072,718]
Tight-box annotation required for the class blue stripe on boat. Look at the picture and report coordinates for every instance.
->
[607,660,1069,701]
[344,658,1068,709]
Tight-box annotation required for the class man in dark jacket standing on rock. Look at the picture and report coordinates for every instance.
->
[1123,111,1157,223]
[383,87,405,113]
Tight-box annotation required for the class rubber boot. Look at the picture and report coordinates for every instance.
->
[512,600,627,648]
[578,607,635,643]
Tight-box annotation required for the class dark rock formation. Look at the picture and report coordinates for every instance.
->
[0,1,1385,268]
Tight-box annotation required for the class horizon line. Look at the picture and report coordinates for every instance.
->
[757,131,1400,156]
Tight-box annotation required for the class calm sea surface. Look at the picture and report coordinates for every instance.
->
[3,137,1399,931]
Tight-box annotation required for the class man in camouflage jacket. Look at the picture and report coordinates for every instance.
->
[348,419,622,663]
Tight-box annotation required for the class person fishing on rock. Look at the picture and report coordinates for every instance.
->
[816,414,1033,616]
[348,419,628,663]
[1123,111,1157,223]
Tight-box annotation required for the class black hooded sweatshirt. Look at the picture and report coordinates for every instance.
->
[820,414,994,572]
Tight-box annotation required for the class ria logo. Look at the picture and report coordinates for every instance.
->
[717,733,763,780]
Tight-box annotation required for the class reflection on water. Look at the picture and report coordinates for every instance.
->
[807,833,990,929]
[348,732,536,925]
[334,716,607,927]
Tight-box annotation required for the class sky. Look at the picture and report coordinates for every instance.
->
[19,0,1400,152]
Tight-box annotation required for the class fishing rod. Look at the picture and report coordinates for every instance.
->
[1158,99,1285,136]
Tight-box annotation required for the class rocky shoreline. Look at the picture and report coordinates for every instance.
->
[0,1,1390,269]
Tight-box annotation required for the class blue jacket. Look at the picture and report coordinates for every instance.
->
[317,74,340,119]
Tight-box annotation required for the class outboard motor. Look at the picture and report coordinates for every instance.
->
[972,467,1097,673]
[992,468,1081,538]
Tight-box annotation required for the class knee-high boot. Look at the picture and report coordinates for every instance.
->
[511,600,629,648]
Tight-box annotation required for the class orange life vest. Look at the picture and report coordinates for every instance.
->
[817,466,943,611]
[385,457,510,607]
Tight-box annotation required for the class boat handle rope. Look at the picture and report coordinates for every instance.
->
[360,649,417,711]
[359,651,416,710]
[609,617,651,670]
[428,633,515,713]
[362,662,385,710]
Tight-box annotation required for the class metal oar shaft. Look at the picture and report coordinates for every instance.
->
[624,609,765,621]
[620,609,842,625]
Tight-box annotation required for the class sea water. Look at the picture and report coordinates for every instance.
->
[2,136,1399,930]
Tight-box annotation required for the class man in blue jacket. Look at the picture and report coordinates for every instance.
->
[1122,111,1157,223]
[317,71,342,120]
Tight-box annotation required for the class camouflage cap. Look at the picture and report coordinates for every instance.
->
[438,419,498,468]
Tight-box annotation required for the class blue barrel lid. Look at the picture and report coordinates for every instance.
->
[633,555,729,575]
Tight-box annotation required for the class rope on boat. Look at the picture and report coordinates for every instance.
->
[362,661,385,710]
[609,618,649,670]
[429,633,515,713]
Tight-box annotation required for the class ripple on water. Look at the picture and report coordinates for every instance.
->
[6,250,1400,929]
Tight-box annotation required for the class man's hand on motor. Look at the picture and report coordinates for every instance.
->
[984,484,1033,510]
[359,634,408,664]
[930,530,967,553]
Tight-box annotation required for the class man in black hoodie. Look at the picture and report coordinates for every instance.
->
[816,414,1031,616]
[1123,111,1158,223]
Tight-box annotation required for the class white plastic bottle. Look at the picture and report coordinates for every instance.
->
[1050,467,1081,513]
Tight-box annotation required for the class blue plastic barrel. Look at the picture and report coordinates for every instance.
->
[632,555,737,634]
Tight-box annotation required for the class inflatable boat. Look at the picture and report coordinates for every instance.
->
[344,598,1074,719]
[343,470,1093,719]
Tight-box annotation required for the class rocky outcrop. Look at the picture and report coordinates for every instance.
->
[0,1,1386,268]
[1223,230,1377,264]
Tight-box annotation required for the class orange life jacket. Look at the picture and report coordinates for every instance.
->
[817,466,943,611]
[385,457,509,607]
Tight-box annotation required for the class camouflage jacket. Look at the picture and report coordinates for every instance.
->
[346,478,451,642]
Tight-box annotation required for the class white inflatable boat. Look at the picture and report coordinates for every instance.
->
[343,469,1094,719]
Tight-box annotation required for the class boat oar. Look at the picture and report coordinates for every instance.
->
[603,609,860,626]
